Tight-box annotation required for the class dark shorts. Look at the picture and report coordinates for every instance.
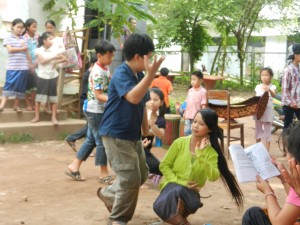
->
[35,76,58,103]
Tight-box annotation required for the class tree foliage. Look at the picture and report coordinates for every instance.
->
[210,0,296,85]
[149,0,212,71]
[41,0,157,39]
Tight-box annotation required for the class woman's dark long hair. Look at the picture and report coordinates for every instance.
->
[199,109,244,209]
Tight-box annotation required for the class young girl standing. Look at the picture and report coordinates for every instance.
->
[31,32,67,125]
[254,67,276,152]
[0,18,29,113]
[153,109,244,224]
[142,88,166,183]
[23,18,39,111]
[183,71,207,136]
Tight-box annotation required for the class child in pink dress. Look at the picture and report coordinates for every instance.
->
[254,67,276,152]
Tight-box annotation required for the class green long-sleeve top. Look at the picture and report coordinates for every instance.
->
[159,135,220,190]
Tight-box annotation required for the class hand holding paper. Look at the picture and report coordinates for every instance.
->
[229,143,280,183]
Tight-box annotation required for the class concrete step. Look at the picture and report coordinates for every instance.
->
[1,119,86,141]
[0,109,68,123]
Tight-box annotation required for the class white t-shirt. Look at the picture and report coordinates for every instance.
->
[35,46,59,79]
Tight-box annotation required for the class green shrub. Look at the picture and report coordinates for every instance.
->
[0,132,34,143]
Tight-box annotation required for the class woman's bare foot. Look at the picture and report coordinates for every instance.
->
[31,117,39,123]
[52,118,59,126]
[25,106,33,111]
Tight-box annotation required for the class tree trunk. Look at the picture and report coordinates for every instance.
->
[220,48,227,76]
[190,53,194,72]
[239,58,244,86]
[210,42,222,75]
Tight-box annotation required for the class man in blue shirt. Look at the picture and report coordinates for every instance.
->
[98,33,164,225]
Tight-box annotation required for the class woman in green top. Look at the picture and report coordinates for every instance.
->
[153,108,244,225]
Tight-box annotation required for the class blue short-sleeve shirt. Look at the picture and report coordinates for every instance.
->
[99,63,147,141]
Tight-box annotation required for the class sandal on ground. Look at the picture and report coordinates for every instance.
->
[99,175,114,185]
[65,170,85,181]
[97,187,112,213]
[14,107,22,113]
[66,139,77,152]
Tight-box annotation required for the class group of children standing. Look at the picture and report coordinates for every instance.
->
[0,18,67,125]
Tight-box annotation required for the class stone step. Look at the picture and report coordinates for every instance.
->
[1,119,86,141]
[0,109,68,123]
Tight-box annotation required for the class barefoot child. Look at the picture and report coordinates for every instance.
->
[254,67,276,152]
[0,18,30,113]
[23,18,38,111]
[31,32,67,125]
[65,40,115,182]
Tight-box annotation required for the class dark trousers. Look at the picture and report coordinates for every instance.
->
[282,105,300,128]
[145,150,162,176]
[242,207,271,225]
[153,182,202,221]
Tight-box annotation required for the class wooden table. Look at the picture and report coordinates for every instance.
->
[203,75,225,90]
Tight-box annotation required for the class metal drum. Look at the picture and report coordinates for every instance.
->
[163,114,181,147]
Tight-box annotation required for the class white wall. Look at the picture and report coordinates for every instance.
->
[264,36,287,78]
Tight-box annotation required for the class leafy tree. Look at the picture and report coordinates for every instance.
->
[42,0,157,40]
[149,0,212,71]
[211,0,296,85]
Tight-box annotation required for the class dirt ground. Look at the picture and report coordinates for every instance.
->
[0,114,289,225]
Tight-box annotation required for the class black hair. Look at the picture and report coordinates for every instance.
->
[45,20,56,28]
[188,70,203,89]
[160,67,169,77]
[149,87,166,117]
[128,17,136,23]
[38,32,54,47]
[12,18,24,28]
[90,53,97,64]
[122,33,155,61]
[260,67,274,77]
[191,70,203,79]
[95,39,116,55]
[197,109,244,209]
[25,18,37,31]
[287,122,300,162]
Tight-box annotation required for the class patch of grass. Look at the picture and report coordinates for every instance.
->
[0,132,5,144]
[57,131,69,140]
[0,132,34,144]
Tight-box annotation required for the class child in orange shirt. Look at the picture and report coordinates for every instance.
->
[150,67,173,113]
